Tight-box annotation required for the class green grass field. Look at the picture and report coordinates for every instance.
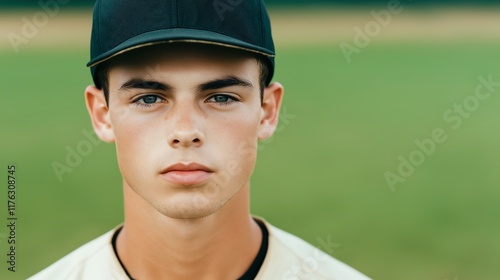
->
[2,9,500,280]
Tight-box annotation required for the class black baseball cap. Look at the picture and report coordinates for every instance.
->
[87,0,276,88]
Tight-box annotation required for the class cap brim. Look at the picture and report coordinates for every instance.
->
[87,28,275,68]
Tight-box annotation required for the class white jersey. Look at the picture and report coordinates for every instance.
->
[29,220,371,280]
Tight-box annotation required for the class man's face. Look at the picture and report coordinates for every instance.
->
[101,44,271,219]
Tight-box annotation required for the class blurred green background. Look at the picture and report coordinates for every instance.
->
[2,2,500,280]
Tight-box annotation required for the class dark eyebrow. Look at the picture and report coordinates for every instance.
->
[119,78,171,91]
[198,76,253,92]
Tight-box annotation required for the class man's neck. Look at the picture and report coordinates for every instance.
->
[116,181,262,280]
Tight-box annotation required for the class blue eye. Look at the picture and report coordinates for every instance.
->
[213,95,230,102]
[141,95,159,104]
[133,94,164,108]
[207,94,238,106]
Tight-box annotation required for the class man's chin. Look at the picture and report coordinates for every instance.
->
[154,196,224,220]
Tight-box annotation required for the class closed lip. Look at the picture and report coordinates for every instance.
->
[160,162,213,185]
[160,162,213,174]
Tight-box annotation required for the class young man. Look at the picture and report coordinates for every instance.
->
[30,0,371,279]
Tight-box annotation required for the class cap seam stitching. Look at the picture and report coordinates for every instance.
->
[175,0,179,27]
[96,0,101,57]
[258,0,264,47]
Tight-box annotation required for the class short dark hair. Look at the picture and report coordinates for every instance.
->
[96,54,270,105]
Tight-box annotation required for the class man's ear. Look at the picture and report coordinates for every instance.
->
[85,85,115,143]
[258,82,284,140]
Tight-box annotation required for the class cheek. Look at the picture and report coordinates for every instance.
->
[211,103,260,145]
[209,108,261,176]
[110,109,164,174]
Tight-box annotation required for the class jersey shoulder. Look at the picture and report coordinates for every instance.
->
[28,226,128,280]
[256,220,372,280]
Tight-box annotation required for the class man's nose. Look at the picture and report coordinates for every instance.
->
[167,104,204,148]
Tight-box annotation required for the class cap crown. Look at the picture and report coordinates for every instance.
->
[88,0,275,86]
